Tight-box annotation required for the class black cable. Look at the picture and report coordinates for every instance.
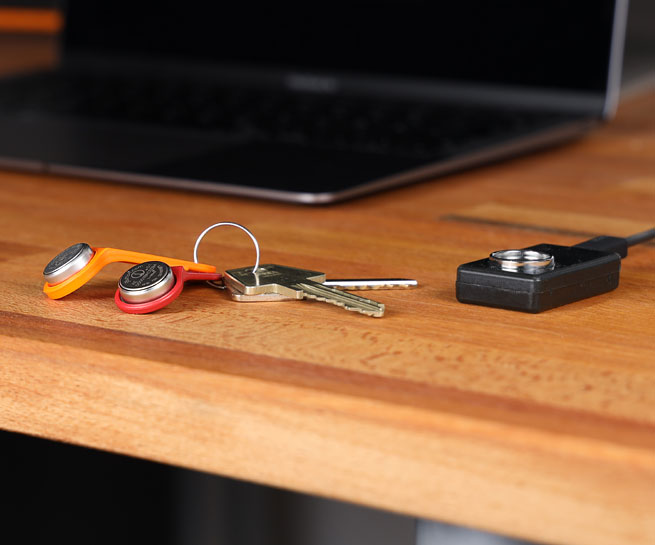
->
[575,228,655,257]
[625,227,655,247]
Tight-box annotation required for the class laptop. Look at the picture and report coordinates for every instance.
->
[0,1,628,204]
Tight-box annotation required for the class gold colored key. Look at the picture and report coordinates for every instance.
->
[224,264,396,317]
[229,277,418,302]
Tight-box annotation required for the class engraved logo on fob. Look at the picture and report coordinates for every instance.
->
[121,261,169,289]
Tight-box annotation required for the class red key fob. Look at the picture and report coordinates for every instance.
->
[115,261,221,314]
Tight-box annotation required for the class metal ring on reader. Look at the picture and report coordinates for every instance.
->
[193,222,260,289]
[489,249,555,274]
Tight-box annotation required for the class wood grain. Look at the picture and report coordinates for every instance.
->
[0,51,654,544]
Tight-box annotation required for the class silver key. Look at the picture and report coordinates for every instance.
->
[229,278,417,302]
[224,264,386,317]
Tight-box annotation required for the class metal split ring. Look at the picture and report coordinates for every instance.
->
[193,222,260,289]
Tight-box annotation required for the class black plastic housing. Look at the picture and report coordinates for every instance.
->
[456,244,621,313]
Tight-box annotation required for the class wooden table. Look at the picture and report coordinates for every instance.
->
[1,66,654,543]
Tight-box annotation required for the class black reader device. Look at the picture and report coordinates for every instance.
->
[456,229,655,313]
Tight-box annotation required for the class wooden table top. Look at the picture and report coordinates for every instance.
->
[1,75,654,544]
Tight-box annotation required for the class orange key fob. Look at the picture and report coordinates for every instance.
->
[43,242,216,299]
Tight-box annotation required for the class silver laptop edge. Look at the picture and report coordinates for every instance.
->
[0,118,594,204]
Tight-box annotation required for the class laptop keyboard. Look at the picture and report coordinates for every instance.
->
[0,71,572,159]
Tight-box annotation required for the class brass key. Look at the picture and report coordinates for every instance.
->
[229,277,417,302]
[224,264,387,317]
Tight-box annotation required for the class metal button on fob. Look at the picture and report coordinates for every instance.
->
[118,261,175,304]
[43,242,95,284]
[116,262,222,314]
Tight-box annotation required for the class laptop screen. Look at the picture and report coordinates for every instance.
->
[64,1,618,93]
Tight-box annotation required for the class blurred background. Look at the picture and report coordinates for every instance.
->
[0,2,653,544]
[0,1,652,92]
[621,0,655,94]
[0,0,652,203]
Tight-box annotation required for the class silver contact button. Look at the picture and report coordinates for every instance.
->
[490,249,555,274]
[43,242,95,284]
[118,261,175,303]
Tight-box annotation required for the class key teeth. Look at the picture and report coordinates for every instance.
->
[298,281,386,317]
[301,291,385,317]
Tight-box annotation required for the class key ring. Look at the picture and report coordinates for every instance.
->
[193,222,260,289]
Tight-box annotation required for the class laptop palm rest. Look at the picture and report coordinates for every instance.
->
[0,116,226,170]
[148,141,416,195]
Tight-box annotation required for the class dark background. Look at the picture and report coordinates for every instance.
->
[0,430,417,545]
[64,1,616,92]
